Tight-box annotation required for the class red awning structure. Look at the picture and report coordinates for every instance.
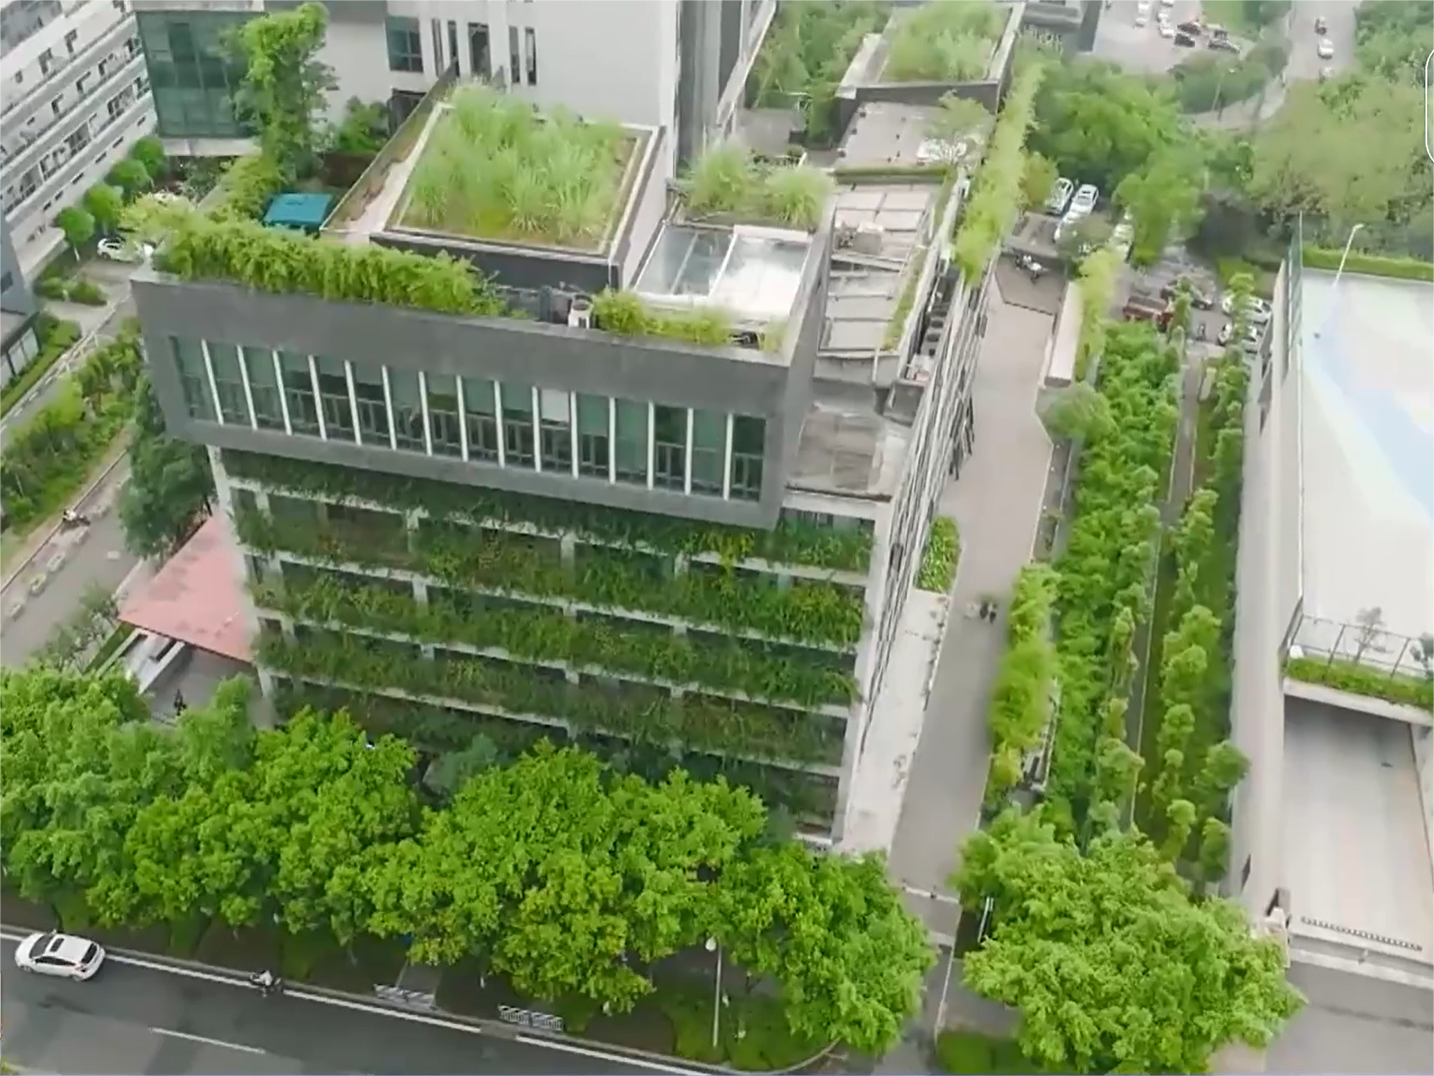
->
[118,514,253,662]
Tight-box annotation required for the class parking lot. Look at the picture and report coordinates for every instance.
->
[1094,0,1238,73]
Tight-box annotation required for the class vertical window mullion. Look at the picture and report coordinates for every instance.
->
[683,407,694,494]
[272,351,292,435]
[456,376,471,462]
[607,397,616,483]
[381,366,399,451]
[200,339,224,425]
[236,344,258,429]
[568,391,579,478]
[308,355,327,440]
[343,361,362,445]
[722,413,734,500]
[493,381,506,467]
[646,401,655,490]
[530,386,542,474]
[418,371,434,456]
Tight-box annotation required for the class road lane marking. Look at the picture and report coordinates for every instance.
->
[149,1027,266,1055]
[1,929,710,1075]
[514,1033,709,1072]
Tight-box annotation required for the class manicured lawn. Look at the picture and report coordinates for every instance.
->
[935,1029,1046,1074]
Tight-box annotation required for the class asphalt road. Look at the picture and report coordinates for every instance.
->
[0,937,685,1075]
[0,459,140,669]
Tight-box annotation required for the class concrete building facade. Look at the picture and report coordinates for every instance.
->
[1,214,41,389]
[2,0,156,274]
[133,0,774,176]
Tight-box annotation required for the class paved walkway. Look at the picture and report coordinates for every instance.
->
[885,283,1055,918]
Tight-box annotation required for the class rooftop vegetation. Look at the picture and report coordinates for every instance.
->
[883,1,1006,83]
[681,143,833,231]
[401,87,633,249]
[156,215,504,317]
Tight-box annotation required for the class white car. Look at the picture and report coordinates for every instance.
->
[97,237,140,262]
[1158,19,1175,37]
[1135,10,1149,26]
[14,931,106,980]
[1160,0,1175,6]
[1046,177,1074,215]
[1217,321,1263,350]
[1110,212,1134,261]
[1069,183,1099,216]
[1220,293,1273,324]
[1317,38,1334,59]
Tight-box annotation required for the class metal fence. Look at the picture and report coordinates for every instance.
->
[1290,613,1433,680]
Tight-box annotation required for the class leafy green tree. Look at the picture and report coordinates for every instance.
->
[83,184,125,235]
[1115,149,1204,266]
[719,842,934,1054]
[957,811,1303,1074]
[1149,747,1186,818]
[1041,382,1113,443]
[107,159,153,201]
[1020,152,1058,211]
[927,92,993,149]
[120,377,215,558]
[128,136,168,180]
[1092,735,1142,811]
[423,733,501,798]
[1197,817,1233,885]
[1058,213,1113,262]
[1155,703,1196,764]
[1030,61,1184,194]
[1193,740,1250,821]
[231,2,338,181]
[327,97,390,155]
[55,206,95,262]
[1161,798,1197,862]
[1354,0,1433,84]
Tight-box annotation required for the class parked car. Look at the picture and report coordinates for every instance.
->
[1157,18,1175,37]
[1176,20,1202,34]
[1161,277,1216,310]
[13,932,106,980]
[97,237,139,262]
[1046,176,1075,216]
[1110,212,1134,262]
[1135,10,1149,27]
[1221,293,1272,324]
[1314,15,1328,34]
[1209,36,1240,52]
[1317,37,1334,59]
[1159,0,1175,7]
[1217,321,1263,350]
[1174,31,1197,47]
[1069,184,1099,216]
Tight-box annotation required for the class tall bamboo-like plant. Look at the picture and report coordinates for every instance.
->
[402,87,629,248]
[884,1,1005,82]
[681,143,832,230]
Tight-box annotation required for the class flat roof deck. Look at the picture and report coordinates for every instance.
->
[1299,270,1434,642]
[1282,697,1434,966]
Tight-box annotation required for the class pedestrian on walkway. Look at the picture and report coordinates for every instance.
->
[173,690,186,715]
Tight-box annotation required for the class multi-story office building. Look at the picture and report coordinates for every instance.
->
[134,0,774,174]
[129,7,1009,842]
[1,214,41,389]
[2,0,155,273]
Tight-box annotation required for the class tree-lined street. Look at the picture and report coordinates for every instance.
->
[0,935,677,1076]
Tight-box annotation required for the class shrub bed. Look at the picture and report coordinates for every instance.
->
[916,517,961,592]
[984,564,1058,807]
[0,316,81,417]
[1285,655,1433,710]
[1301,246,1434,281]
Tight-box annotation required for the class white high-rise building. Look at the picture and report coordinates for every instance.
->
[1,0,156,273]
[131,0,775,176]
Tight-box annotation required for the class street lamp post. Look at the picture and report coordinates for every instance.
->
[705,937,723,1050]
[1332,223,1365,289]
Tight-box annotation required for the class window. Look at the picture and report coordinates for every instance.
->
[500,381,535,468]
[653,405,686,491]
[0,271,12,292]
[508,25,519,86]
[51,98,62,117]
[447,20,459,74]
[350,360,389,445]
[280,350,320,437]
[614,399,648,486]
[138,10,254,140]
[467,22,490,80]
[691,410,725,495]
[524,27,537,85]
[461,376,500,462]
[427,373,463,458]
[171,337,213,421]
[64,28,78,53]
[577,394,609,479]
[207,342,249,424]
[538,388,571,472]
[386,16,423,73]
[244,346,285,430]
[315,356,355,440]
[39,48,53,75]
[389,369,425,453]
[731,415,765,501]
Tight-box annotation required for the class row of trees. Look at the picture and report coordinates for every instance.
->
[54,137,167,260]
[1045,322,1178,833]
[2,667,932,1054]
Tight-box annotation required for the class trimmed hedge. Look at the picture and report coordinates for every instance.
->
[1301,247,1434,282]
[916,517,961,593]
[1285,655,1433,711]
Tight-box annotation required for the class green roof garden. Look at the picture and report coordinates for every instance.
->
[390,86,648,252]
[881,1,1007,83]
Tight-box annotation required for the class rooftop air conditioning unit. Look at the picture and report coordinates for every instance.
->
[853,222,884,256]
[568,296,593,330]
